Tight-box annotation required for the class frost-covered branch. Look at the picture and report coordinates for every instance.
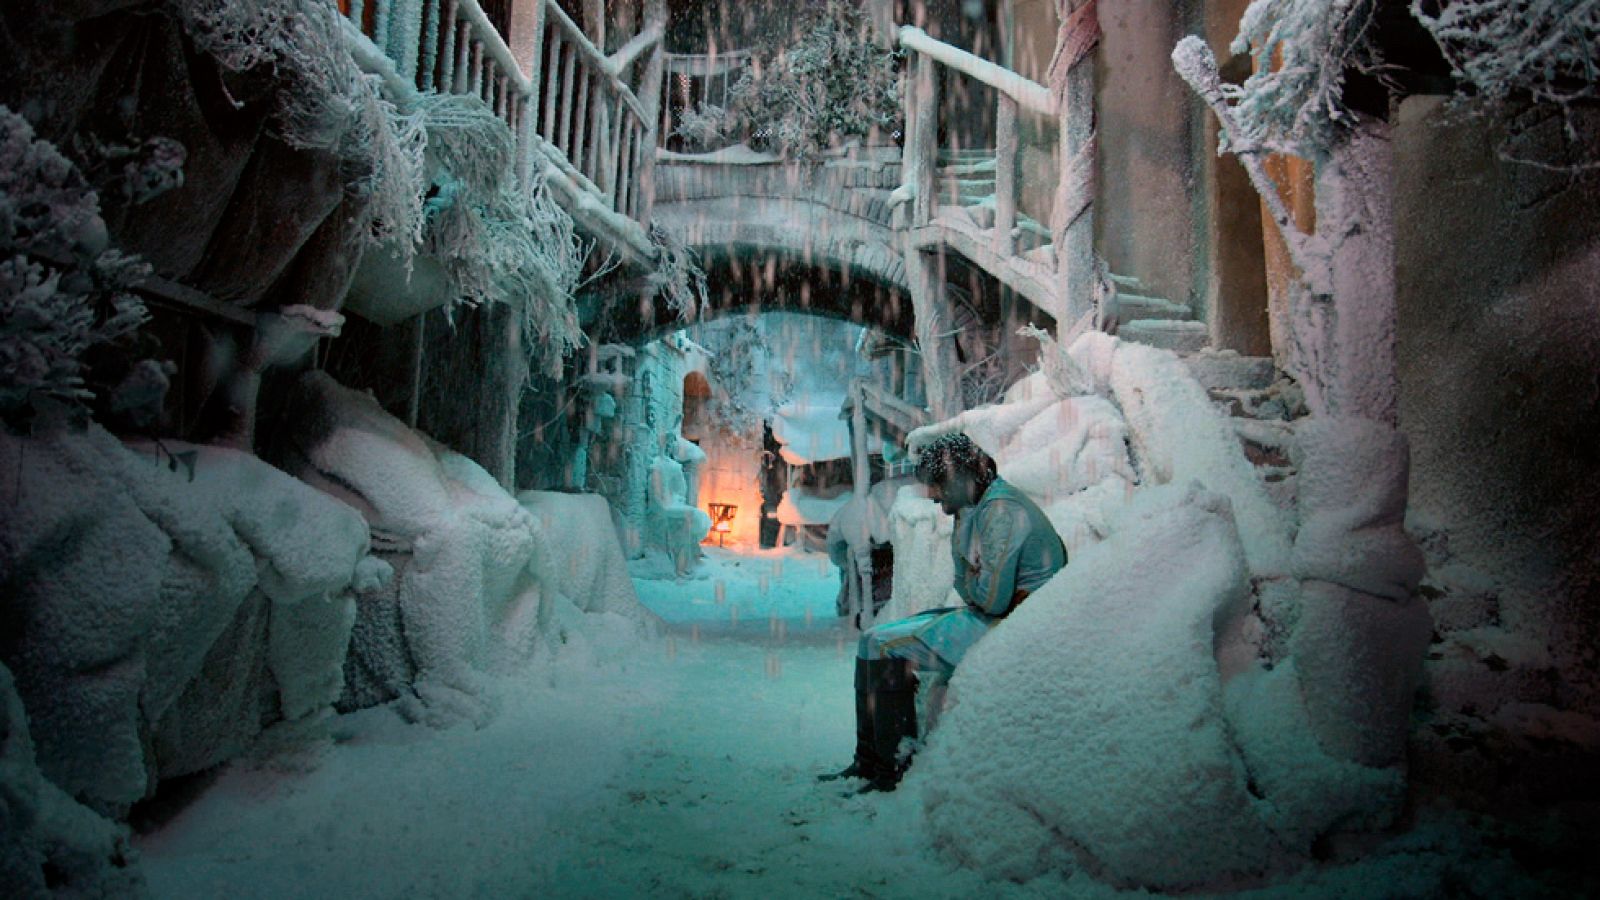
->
[1173,36,1333,297]
[1220,0,1386,159]
[1413,0,1600,167]
[1414,0,1600,112]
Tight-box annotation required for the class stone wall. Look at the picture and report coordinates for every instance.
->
[1395,96,1600,705]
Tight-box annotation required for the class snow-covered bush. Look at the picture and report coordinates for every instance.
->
[671,102,736,152]
[0,107,153,428]
[731,1,903,159]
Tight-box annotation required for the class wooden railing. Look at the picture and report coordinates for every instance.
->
[337,0,659,250]
[896,25,1055,258]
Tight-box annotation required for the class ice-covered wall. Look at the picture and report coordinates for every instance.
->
[0,422,374,817]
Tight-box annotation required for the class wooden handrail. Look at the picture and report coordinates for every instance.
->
[606,21,665,78]
[897,26,1054,116]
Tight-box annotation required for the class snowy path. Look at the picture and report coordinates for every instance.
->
[135,548,1040,899]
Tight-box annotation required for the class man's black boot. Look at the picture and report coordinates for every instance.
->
[858,659,919,793]
[818,657,880,782]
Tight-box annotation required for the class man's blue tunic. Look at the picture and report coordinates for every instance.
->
[858,478,1067,673]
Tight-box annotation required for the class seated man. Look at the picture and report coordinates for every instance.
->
[820,433,1067,792]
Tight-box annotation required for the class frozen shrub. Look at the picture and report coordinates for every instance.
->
[0,107,153,428]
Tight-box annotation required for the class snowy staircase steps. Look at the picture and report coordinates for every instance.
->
[1187,351,1300,501]
[1103,272,1209,352]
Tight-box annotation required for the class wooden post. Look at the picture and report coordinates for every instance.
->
[454,19,472,93]
[441,1,459,91]
[994,93,1018,256]
[1049,0,1101,326]
[573,72,592,176]
[558,44,578,155]
[635,0,668,225]
[542,37,563,141]
[420,0,440,90]
[907,245,962,420]
[911,52,940,227]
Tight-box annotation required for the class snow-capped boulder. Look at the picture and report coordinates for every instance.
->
[917,484,1273,889]
[0,421,372,816]
[276,372,655,724]
[0,662,145,896]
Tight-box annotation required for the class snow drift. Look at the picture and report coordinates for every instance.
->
[897,330,1426,889]
[275,371,655,726]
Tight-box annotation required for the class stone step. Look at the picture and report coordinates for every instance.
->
[1113,292,1191,321]
[1184,352,1277,392]
[1119,319,1209,353]
[1108,272,1144,289]
[934,178,996,203]
[937,149,996,164]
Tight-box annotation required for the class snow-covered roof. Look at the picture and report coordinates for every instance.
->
[770,394,851,465]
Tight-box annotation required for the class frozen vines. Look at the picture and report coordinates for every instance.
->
[176,0,429,257]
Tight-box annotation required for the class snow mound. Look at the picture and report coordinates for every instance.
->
[0,662,145,896]
[879,487,959,621]
[1103,337,1293,576]
[278,372,654,724]
[0,421,371,816]
[916,484,1274,889]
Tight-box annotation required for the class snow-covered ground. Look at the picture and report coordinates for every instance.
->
[134,545,1550,899]
[133,546,1036,898]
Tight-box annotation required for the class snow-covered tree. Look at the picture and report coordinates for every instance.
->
[730,1,903,159]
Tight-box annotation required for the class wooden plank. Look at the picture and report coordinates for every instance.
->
[911,52,939,227]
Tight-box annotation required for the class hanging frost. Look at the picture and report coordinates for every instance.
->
[646,223,707,322]
[418,94,585,380]
[175,0,429,257]
[1225,0,1385,158]
[1412,0,1600,157]
[0,107,153,425]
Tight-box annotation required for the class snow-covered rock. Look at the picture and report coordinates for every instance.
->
[917,484,1274,889]
[0,421,371,816]
[0,662,145,896]
[276,372,654,725]
[1102,337,1293,576]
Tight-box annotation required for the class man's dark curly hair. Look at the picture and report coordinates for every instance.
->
[914,433,998,487]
